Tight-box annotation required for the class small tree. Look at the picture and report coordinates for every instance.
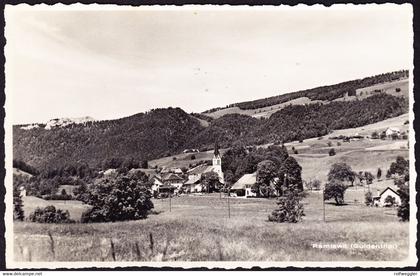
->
[324,180,348,205]
[365,191,373,206]
[268,185,304,223]
[397,184,409,221]
[329,148,336,156]
[377,168,382,181]
[190,155,196,160]
[364,171,374,185]
[13,185,24,221]
[371,131,379,139]
[312,179,321,190]
[327,141,332,147]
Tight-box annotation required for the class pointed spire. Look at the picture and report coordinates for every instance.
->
[214,141,220,157]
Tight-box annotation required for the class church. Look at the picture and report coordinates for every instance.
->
[183,143,224,193]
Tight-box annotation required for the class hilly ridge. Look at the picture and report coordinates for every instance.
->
[14,71,409,170]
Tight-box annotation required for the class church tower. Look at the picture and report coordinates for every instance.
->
[212,142,224,183]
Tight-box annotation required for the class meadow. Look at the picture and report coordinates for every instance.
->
[14,191,409,262]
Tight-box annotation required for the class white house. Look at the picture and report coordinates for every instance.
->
[230,173,258,197]
[373,187,401,207]
[385,127,401,138]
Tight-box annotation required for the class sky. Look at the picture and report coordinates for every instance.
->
[5,4,413,124]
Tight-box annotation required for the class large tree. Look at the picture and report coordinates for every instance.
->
[201,171,221,193]
[81,171,154,222]
[277,156,303,192]
[324,179,348,205]
[328,162,355,184]
[254,160,278,197]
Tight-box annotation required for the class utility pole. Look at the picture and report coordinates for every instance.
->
[322,188,326,222]
[169,193,172,212]
[228,189,231,219]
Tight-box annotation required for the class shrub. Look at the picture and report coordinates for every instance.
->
[365,191,373,206]
[397,184,409,221]
[190,154,196,160]
[327,141,332,147]
[13,185,24,221]
[268,186,304,223]
[337,142,341,146]
[172,157,177,161]
[28,205,74,223]
[371,131,379,139]
[395,87,401,92]
[384,195,396,207]
[329,148,336,156]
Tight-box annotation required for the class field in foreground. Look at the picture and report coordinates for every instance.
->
[14,193,409,262]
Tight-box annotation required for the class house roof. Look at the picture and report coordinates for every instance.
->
[162,173,184,181]
[188,164,211,175]
[184,174,201,185]
[379,187,400,198]
[231,173,257,190]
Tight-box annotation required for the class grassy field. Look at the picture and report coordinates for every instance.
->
[14,192,409,262]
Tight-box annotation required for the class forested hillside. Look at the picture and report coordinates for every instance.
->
[204,70,408,112]
[13,108,205,169]
[14,73,409,172]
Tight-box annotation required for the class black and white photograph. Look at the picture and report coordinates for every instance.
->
[3,3,417,269]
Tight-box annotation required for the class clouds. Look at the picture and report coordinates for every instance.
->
[5,5,412,124]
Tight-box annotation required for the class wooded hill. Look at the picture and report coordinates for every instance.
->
[14,71,409,171]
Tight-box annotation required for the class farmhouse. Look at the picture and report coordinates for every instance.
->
[230,173,257,197]
[385,127,401,138]
[162,173,184,191]
[373,187,401,207]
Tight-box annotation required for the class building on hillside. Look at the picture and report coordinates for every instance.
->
[373,187,401,207]
[230,173,258,197]
[385,127,401,138]
[19,186,26,198]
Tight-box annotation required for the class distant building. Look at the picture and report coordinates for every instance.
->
[162,173,184,191]
[373,187,401,207]
[230,173,257,197]
[385,127,401,138]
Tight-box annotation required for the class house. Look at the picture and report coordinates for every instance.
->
[230,173,258,197]
[183,174,203,193]
[385,127,401,138]
[151,176,164,193]
[162,173,184,191]
[373,187,401,207]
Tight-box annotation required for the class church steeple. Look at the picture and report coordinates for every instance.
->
[214,142,220,158]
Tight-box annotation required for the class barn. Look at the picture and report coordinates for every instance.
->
[230,173,257,197]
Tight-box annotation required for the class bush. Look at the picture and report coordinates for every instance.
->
[28,205,74,223]
[190,154,196,160]
[337,142,341,146]
[42,193,73,200]
[327,141,332,147]
[329,148,336,156]
[268,186,304,223]
[365,191,373,206]
[13,185,24,221]
[397,184,409,221]
[371,131,379,139]
[384,195,396,207]
[395,87,401,92]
